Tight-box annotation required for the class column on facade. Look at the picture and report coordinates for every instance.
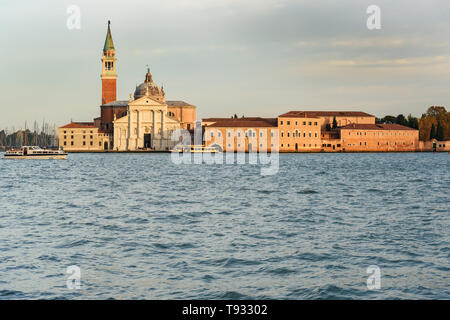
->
[136,110,140,149]
[126,107,131,150]
[160,109,165,149]
[152,110,156,149]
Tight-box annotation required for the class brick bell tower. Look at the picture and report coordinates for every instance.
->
[101,20,117,105]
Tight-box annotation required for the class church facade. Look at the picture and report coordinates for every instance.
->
[59,21,196,151]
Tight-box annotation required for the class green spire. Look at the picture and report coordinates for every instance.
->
[103,20,115,51]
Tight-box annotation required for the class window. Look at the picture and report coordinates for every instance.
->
[83,141,86,146]
[64,131,66,134]
[280,121,284,125]
[314,132,317,138]
[308,121,312,125]
[211,132,214,137]
[64,135,67,139]
[99,142,101,147]
[314,122,318,125]
[295,121,298,125]
[71,135,74,139]
[260,132,263,137]
[281,132,284,137]
[71,141,74,146]
[303,121,306,125]
[83,135,86,139]
[64,141,67,146]
[90,135,93,139]
[287,132,290,137]
[228,132,231,137]
[218,132,221,137]
[287,121,290,125]
[271,131,274,137]
[90,141,93,146]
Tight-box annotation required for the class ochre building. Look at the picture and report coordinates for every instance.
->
[204,111,420,152]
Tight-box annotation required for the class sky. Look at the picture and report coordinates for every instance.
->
[2,0,450,129]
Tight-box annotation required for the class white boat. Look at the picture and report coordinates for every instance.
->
[171,145,220,153]
[4,146,68,160]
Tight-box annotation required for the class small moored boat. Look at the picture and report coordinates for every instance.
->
[4,146,68,160]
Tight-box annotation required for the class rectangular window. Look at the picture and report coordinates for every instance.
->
[90,141,93,146]
[287,121,290,125]
[314,122,318,125]
[308,121,312,125]
[71,141,74,146]
[280,120,284,125]
[303,121,306,125]
[64,141,67,146]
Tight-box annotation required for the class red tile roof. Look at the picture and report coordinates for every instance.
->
[206,117,277,128]
[340,123,416,131]
[60,122,96,129]
[279,111,374,118]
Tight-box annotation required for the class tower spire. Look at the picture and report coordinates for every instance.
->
[103,20,115,51]
[101,20,117,105]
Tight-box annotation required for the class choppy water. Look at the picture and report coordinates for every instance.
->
[0,153,449,299]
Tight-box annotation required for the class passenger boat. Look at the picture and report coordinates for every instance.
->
[4,146,68,159]
[171,145,220,153]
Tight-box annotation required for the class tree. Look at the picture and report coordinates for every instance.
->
[430,123,436,140]
[332,116,337,129]
[396,114,408,126]
[381,115,396,124]
[436,122,444,141]
[325,123,331,131]
[407,114,419,129]
[426,106,446,118]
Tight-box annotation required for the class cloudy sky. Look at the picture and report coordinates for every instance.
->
[2,0,450,129]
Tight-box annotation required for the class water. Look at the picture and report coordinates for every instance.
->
[0,153,448,299]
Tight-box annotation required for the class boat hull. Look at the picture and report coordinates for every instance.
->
[4,154,67,160]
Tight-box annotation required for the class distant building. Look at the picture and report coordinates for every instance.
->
[204,111,420,152]
[203,117,278,152]
[59,21,196,151]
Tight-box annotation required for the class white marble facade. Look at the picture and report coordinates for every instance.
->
[113,95,181,151]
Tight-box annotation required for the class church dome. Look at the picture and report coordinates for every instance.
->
[134,68,165,101]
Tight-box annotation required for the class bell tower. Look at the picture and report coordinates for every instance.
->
[101,20,117,105]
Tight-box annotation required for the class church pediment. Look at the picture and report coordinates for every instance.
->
[129,96,167,108]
